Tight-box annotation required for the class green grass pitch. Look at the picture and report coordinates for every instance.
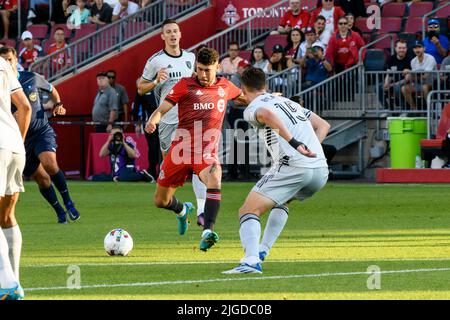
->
[15,181,450,300]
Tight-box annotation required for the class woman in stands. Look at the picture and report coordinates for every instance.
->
[284,28,304,65]
[268,44,292,73]
[250,46,270,73]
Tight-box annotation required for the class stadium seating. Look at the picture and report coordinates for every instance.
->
[363,49,385,71]
[239,50,252,62]
[378,17,402,34]
[355,17,373,34]
[1,39,16,48]
[381,2,406,17]
[264,34,287,56]
[27,24,49,40]
[372,33,398,51]
[74,24,97,39]
[420,103,450,164]
[404,17,426,34]
[408,2,434,17]
[435,3,450,18]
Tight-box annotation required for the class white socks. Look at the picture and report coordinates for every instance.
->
[259,205,289,255]
[3,225,22,280]
[0,227,18,289]
[239,213,261,265]
[192,174,206,217]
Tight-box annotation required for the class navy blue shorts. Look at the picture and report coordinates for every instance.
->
[23,126,57,177]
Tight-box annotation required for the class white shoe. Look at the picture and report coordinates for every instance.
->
[222,263,262,274]
[27,9,36,19]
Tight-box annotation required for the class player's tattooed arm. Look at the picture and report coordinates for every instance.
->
[145,100,175,134]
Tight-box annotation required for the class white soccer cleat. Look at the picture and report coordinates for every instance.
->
[222,263,262,274]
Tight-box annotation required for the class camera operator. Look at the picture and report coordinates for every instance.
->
[424,19,449,65]
[96,126,154,182]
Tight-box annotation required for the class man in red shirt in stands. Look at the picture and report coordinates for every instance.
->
[18,31,43,70]
[272,0,310,35]
[325,16,365,74]
[145,47,244,252]
[309,0,345,35]
[47,27,72,74]
[0,0,17,39]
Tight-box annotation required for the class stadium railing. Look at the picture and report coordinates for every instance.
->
[29,0,211,82]
[266,65,302,98]
[427,90,450,139]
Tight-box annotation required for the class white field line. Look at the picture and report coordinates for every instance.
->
[22,257,450,268]
[26,267,450,292]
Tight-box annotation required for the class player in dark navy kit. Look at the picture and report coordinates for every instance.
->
[0,46,80,224]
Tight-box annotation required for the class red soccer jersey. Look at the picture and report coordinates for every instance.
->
[19,46,42,70]
[47,43,72,71]
[165,76,241,156]
[279,9,310,30]
[0,0,17,10]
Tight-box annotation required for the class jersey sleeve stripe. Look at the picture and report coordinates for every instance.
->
[164,97,176,106]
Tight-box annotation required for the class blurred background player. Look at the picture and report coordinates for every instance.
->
[138,19,207,227]
[223,68,330,274]
[0,46,80,224]
[145,47,244,251]
[0,55,31,300]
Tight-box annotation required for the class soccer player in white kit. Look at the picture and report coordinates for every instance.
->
[223,68,330,274]
[0,56,32,299]
[138,19,207,229]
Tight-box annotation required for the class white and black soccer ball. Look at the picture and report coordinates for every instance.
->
[104,229,133,256]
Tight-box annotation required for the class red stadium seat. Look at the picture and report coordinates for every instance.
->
[74,24,97,39]
[123,21,149,39]
[264,34,287,56]
[435,3,450,19]
[27,24,48,39]
[378,17,402,34]
[302,0,318,10]
[404,17,426,34]
[381,2,406,17]
[372,33,398,50]
[0,39,16,48]
[355,17,373,34]
[240,50,252,62]
[50,24,72,38]
[408,2,433,17]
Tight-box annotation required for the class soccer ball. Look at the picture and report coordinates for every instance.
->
[104,229,133,256]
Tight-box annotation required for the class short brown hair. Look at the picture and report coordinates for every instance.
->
[241,67,266,92]
[0,46,17,57]
[196,47,219,66]
[162,19,178,30]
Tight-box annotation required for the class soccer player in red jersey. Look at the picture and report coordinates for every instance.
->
[145,47,244,251]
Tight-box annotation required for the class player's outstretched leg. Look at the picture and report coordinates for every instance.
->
[192,174,206,227]
[32,165,67,224]
[40,152,80,222]
[154,185,194,235]
[223,191,275,274]
[198,164,222,251]
[259,204,289,261]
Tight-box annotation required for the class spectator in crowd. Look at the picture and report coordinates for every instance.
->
[96,126,154,182]
[379,39,412,109]
[402,40,437,110]
[220,41,243,75]
[337,0,366,19]
[51,0,75,25]
[272,0,310,35]
[250,46,270,72]
[0,0,17,39]
[112,0,139,22]
[27,0,49,21]
[299,41,332,89]
[47,27,72,73]
[268,44,292,73]
[309,0,345,34]
[107,69,129,122]
[68,0,91,27]
[18,31,43,70]
[139,0,151,7]
[325,16,365,74]
[104,0,118,7]
[424,19,449,65]
[345,12,362,35]
[92,71,119,133]
[132,78,161,181]
[314,15,332,48]
[300,26,319,57]
[285,28,304,64]
[226,59,251,181]
[89,0,113,25]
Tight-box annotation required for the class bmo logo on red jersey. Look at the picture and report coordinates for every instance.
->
[194,103,215,110]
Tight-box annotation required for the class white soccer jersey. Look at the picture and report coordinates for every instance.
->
[0,57,25,154]
[244,93,327,169]
[141,49,195,124]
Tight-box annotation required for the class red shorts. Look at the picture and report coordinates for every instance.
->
[157,148,220,188]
